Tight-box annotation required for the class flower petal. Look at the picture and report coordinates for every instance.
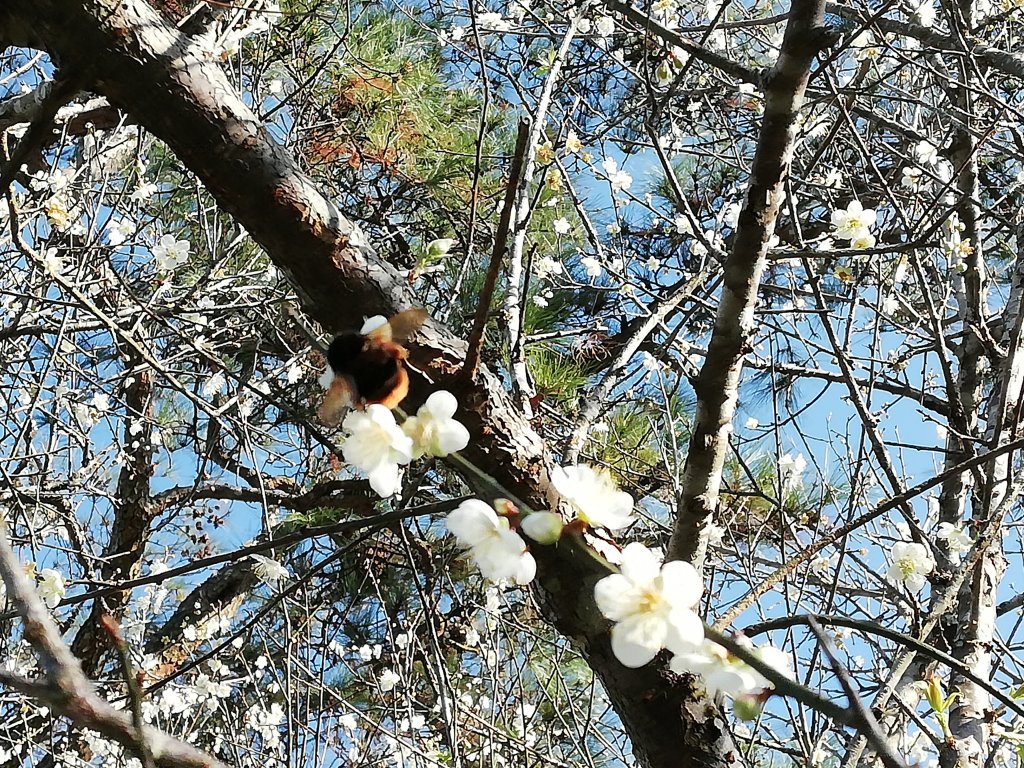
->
[610,614,667,668]
[424,390,459,419]
[619,542,662,584]
[594,573,641,621]
[367,463,402,497]
[446,500,499,547]
[659,560,703,608]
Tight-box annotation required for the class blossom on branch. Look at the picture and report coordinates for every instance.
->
[593,543,704,667]
[341,405,414,497]
[37,568,66,608]
[670,638,791,704]
[402,391,470,458]
[830,200,876,243]
[250,554,290,585]
[936,523,973,563]
[885,541,934,591]
[446,499,536,585]
[152,234,191,272]
[551,464,634,530]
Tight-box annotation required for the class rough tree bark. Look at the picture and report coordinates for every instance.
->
[0,0,824,765]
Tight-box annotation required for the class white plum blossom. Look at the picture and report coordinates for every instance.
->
[40,248,63,276]
[852,31,880,61]
[601,157,633,193]
[534,255,563,280]
[594,15,614,36]
[106,218,135,246]
[581,256,603,278]
[203,371,227,397]
[553,218,571,235]
[914,140,940,165]
[250,554,290,585]
[476,11,509,31]
[831,200,876,242]
[37,568,66,608]
[286,363,303,385]
[446,499,536,584]
[810,553,835,577]
[152,234,191,272]
[914,0,936,25]
[850,231,876,249]
[670,638,791,699]
[130,182,159,202]
[593,543,704,667]
[247,703,286,746]
[379,668,401,692]
[193,672,233,708]
[821,168,843,188]
[886,541,935,591]
[401,390,470,458]
[902,166,923,189]
[341,405,414,497]
[936,523,973,561]
[551,464,634,529]
[778,452,807,491]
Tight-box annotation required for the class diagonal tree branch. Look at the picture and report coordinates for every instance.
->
[0,520,228,768]
[669,0,830,569]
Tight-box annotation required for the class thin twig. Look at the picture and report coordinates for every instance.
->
[806,615,908,768]
[462,119,531,382]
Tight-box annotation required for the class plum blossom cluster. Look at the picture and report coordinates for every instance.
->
[340,390,470,497]
[593,543,791,714]
[444,463,636,587]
